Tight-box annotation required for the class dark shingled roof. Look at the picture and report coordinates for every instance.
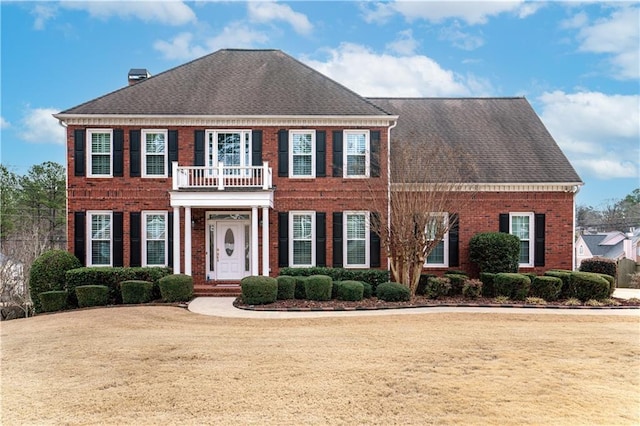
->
[61,49,390,117]
[369,97,582,184]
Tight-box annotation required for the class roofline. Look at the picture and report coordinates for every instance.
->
[391,182,584,192]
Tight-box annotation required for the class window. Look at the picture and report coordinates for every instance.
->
[88,211,112,266]
[344,130,369,177]
[425,213,449,267]
[142,130,167,177]
[290,212,315,267]
[143,212,167,266]
[207,130,252,174]
[87,129,112,177]
[510,213,534,266]
[345,211,369,267]
[290,130,315,177]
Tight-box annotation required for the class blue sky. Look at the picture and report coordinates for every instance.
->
[1,1,638,207]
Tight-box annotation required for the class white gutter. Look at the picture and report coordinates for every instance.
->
[573,184,581,270]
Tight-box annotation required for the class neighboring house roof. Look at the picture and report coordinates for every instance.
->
[580,232,626,259]
[59,49,390,117]
[368,97,582,184]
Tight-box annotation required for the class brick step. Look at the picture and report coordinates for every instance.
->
[194,284,241,297]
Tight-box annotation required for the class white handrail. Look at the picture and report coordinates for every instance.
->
[172,162,272,190]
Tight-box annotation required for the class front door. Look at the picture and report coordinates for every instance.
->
[206,217,250,281]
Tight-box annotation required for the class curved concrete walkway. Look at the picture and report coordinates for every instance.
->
[188,288,640,319]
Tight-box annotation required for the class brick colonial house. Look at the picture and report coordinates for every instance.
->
[54,49,582,294]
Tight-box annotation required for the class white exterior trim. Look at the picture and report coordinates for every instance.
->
[169,190,273,209]
[392,183,583,193]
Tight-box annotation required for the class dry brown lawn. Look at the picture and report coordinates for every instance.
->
[1,306,639,425]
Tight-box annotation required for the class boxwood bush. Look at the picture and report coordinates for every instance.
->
[294,276,308,299]
[241,276,277,305]
[424,277,451,299]
[469,232,521,273]
[479,272,496,298]
[443,273,467,295]
[530,276,562,301]
[544,270,574,299]
[279,267,389,294]
[361,281,373,299]
[336,280,364,301]
[494,273,531,301]
[597,273,615,297]
[158,274,193,302]
[276,276,296,300]
[29,250,81,313]
[75,285,109,308]
[304,275,332,301]
[570,272,610,302]
[38,291,68,313]
[120,280,154,304]
[462,279,483,299]
[579,258,617,278]
[376,282,411,302]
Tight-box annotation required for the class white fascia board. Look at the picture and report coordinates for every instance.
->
[169,190,274,209]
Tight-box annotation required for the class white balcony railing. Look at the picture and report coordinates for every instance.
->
[172,161,272,190]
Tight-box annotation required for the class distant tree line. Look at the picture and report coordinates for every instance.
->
[577,188,640,233]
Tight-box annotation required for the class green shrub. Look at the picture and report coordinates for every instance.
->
[544,270,573,299]
[494,273,531,301]
[376,282,411,302]
[361,281,373,299]
[240,276,277,305]
[75,285,109,308]
[579,258,617,278]
[469,232,521,273]
[443,273,467,295]
[279,267,389,294]
[331,281,341,299]
[304,275,332,301]
[336,280,364,301]
[416,274,436,296]
[424,277,451,299]
[38,291,68,313]
[570,272,610,302]
[158,274,193,302]
[276,276,296,300]
[479,272,496,297]
[120,280,154,304]
[597,273,615,297]
[445,270,467,276]
[462,279,483,299]
[530,276,562,301]
[522,273,538,284]
[294,276,308,299]
[29,250,81,312]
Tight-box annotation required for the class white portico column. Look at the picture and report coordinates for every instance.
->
[184,206,192,276]
[173,207,181,274]
[251,207,259,275]
[262,207,269,276]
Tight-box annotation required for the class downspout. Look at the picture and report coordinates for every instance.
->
[572,184,581,270]
[386,120,398,272]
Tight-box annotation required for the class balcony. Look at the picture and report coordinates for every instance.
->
[172,162,272,191]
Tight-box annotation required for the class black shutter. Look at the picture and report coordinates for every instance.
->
[168,130,178,176]
[332,212,343,267]
[74,212,86,266]
[448,213,459,267]
[113,212,124,267]
[534,213,546,267]
[332,131,343,177]
[370,130,381,177]
[113,129,124,177]
[167,212,174,268]
[278,212,289,267]
[129,130,141,177]
[74,129,85,176]
[194,130,205,166]
[278,130,288,177]
[499,213,509,233]
[130,212,141,267]
[370,212,381,268]
[252,130,263,166]
[316,212,326,267]
[316,131,326,177]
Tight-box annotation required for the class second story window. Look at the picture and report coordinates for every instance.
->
[207,130,252,174]
[290,130,315,177]
[142,130,167,177]
[344,130,369,177]
[87,129,112,177]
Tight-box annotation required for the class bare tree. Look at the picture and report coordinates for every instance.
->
[368,140,477,296]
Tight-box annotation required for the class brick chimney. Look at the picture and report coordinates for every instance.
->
[128,68,151,86]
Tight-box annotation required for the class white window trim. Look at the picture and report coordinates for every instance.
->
[289,130,316,178]
[510,212,535,267]
[87,211,113,267]
[344,211,370,268]
[142,211,168,267]
[343,130,370,178]
[87,129,113,178]
[141,129,168,178]
[289,211,315,268]
[424,213,449,268]
[205,129,252,169]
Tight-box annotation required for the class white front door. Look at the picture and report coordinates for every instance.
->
[206,218,250,281]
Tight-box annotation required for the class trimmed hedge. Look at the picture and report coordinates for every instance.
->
[279,267,389,294]
[158,274,193,302]
[530,276,562,301]
[75,285,109,308]
[361,281,373,299]
[469,232,521,273]
[494,273,531,301]
[462,279,483,299]
[120,280,154,304]
[443,273,467,295]
[376,282,411,302]
[570,272,610,302]
[336,280,364,301]
[305,275,332,301]
[597,273,615,297]
[424,277,451,299]
[241,276,277,305]
[544,270,574,299]
[294,276,308,299]
[579,258,617,278]
[39,291,68,313]
[276,276,296,300]
[479,272,496,298]
[29,250,81,312]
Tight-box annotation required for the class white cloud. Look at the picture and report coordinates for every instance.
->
[0,117,10,129]
[19,108,66,146]
[205,22,269,52]
[439,21,484,50]
[31,4,57,30]
[247,1,312,35]
[154,33,208,61]
[538,90,640,180]
[385,29,419,56]
[303,43,491,97]
[60,0,196,26]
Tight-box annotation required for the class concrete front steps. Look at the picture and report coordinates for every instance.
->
[194,282,241,297]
